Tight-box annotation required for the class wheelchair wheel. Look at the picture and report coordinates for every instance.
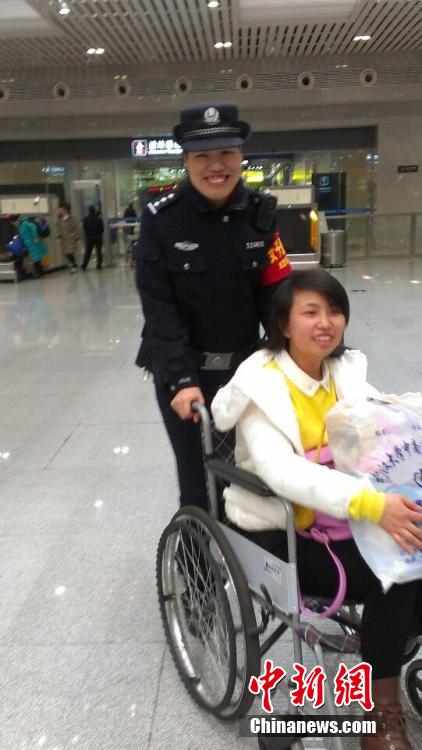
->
[157,506,261,720]
[157,516,236,713]
[402,637,420,665]
[405,658,422,718]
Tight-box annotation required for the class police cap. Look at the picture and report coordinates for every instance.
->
[173,102,251,152]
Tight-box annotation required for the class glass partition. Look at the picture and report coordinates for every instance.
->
[372,215,412,256]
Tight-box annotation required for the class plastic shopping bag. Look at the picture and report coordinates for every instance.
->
[326,394,422,591]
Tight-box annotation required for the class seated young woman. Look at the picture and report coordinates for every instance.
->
[211,268,422,750]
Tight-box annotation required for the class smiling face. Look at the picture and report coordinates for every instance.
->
[184,147,243,206]
[282,289,346,379]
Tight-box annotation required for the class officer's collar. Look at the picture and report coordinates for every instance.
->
[185,179,248,213]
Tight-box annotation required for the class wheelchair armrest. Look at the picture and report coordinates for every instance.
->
[206,457,274,497]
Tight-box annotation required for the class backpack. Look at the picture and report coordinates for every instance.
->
[32,216,50,238]
[7,236,26,257]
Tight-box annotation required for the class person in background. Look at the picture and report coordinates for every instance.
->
[123,201,137,236]
[12,214,47,278]
[135,101,292,513]
[81,204,104,271]
[56,202,79,273]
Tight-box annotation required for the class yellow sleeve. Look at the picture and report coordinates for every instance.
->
[348,488,386,524]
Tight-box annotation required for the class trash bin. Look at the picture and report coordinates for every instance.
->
[320,230,347,268]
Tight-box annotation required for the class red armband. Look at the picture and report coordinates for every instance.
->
[259,232,292,287]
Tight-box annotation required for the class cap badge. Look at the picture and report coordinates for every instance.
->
[203,107,220,125]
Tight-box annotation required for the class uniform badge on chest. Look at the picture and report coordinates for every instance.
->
[246,240,265,250]
[174,241,200,252]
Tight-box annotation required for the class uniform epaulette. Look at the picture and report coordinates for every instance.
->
[147,191,180,215]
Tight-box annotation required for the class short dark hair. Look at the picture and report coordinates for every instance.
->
[266,269,350,358]
[88,204,96,215]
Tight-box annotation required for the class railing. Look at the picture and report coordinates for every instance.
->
[106,213,422,264]
[326,212,422,260]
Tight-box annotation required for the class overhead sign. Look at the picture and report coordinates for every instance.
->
[398,165,419,173]
[131,138,183,157]
[41,166,65,175]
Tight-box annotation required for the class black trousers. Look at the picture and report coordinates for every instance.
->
[239,527,422,679]
[32,260,44,278]
[66,252,77,269]
[155,370,235,511]
[82,239,103,269]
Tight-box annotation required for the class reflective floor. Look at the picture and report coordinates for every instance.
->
[0,260,421,750]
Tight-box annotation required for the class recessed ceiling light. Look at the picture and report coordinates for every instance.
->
[59,5,70,15]
[354,35,371,41]
[87,48,96,55]
[96,48,105,54]
[223,42,232,48]
[208,1,220,7]
[214,42,224,48]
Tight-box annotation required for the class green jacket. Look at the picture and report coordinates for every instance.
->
[18,217,47,262]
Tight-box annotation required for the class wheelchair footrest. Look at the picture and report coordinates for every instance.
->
[299,623,361,654]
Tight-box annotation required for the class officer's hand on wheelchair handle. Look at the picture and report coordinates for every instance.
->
[379,493,422,554]
[170,387,205,422]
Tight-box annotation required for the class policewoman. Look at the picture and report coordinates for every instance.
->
[135,102,292,510]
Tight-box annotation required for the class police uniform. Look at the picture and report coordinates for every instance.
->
[135,103,292,510]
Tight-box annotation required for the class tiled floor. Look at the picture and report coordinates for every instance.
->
[0,260,421,750]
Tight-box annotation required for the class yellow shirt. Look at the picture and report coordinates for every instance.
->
[265,359,385,528]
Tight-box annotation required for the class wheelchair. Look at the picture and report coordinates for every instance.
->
[156,403,422,749]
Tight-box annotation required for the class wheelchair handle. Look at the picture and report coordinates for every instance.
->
[192,401,213,455]
[191,401,298,567]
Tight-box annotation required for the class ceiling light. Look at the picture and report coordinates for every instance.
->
[208,1,220,6]
[59,4,70,15]
[223,42,232,48]
[354,35,371,41]
[214,42,224,48]
[87,48,96,55]
[96,48,105,54]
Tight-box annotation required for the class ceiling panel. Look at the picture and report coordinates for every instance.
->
[0,0,418,69]
[238,0,359,23]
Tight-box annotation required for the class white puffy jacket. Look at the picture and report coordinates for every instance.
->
[211,348,379,532]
